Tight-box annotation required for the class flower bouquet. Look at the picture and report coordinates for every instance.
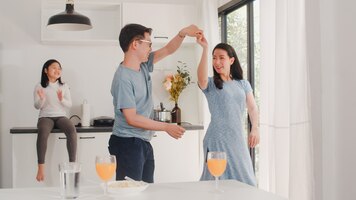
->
[163,61,191,124]
[163,61,191,104]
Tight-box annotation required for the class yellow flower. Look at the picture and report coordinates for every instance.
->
[163,61,191,103]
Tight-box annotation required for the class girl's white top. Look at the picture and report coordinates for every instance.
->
[34,81,72,118]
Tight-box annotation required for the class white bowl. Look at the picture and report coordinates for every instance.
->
[104,180,149,195]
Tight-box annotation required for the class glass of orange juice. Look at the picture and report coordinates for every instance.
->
[207,151,227,192]
[95,155,116,195]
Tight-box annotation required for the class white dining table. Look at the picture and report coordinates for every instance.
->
[0,180,286,200]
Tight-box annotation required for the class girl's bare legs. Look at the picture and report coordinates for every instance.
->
[36,164,45,182]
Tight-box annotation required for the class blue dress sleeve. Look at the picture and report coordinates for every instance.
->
[241,79,253,94]
[201,77,215,94]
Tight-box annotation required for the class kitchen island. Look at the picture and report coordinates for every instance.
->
[0,180,286,200]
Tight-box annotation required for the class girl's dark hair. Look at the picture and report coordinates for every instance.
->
[40,59,64,88]
[119,23,152,52]
[212,43,243,89]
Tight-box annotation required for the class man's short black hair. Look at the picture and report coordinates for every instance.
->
[119,23,152,52]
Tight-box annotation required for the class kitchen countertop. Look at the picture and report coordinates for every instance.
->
[10,122,204,134]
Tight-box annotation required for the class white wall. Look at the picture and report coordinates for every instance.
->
[0,0,201,188]
[218,0,230,7]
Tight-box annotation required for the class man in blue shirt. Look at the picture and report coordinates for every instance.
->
[109,23,202,183]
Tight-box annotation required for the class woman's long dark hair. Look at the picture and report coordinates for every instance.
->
[212,43,243,89]
[40,59,64,88]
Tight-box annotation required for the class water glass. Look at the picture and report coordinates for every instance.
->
[59,162,81,199]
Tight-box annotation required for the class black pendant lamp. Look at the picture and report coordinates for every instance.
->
[47,0,92,31]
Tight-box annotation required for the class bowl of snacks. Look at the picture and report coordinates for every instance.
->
[104,180,149,195]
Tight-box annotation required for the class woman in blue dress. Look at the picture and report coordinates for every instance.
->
[196,34,260,186]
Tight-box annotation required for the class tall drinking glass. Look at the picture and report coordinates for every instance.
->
[207,151,227,192]
[59,162,81,199]
[95,155,116,195]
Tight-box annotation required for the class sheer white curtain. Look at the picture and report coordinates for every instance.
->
[196,0,220,170]
[196,0,220,133]
[259,0,314,200]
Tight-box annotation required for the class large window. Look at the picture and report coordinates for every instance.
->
[219,0,260,184]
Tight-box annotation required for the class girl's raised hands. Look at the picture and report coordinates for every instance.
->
[37,89,45,100]
[57,89,63,101]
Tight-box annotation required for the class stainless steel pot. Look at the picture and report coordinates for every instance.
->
[153,109,171,123]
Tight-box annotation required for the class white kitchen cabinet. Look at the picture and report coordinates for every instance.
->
[12,129,203,187]
[76,132,112,186]
[150,130,202,183]
[122,2,197,44]
[12,133,65,188]
[41,1,121,45]
[12,132,111,188]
